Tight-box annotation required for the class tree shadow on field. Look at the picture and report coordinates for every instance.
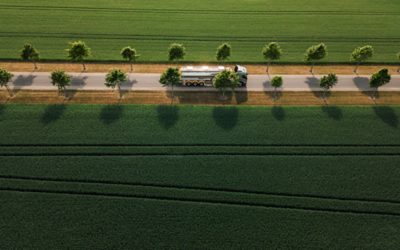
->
[100,105,124,125]
[0,104,6,120]
[212,106,239,130]
[271,106,285,121]
[40,104,66,125]
[373,106,399,128]
[321,106,343,120]
[156,105,179,129]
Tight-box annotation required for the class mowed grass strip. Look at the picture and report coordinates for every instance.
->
[0,0,399,62]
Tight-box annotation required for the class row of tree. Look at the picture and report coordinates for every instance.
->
[0,67,392,102]
[18,42,400,73]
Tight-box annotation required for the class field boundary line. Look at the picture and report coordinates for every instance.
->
[1,175,399,205]
[1,187,400,217]
[1,144,400,147]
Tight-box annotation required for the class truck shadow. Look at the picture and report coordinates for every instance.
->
[212,106,238,130]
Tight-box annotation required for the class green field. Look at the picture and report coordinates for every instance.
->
[1,0,400,63]
[1,104,400,249]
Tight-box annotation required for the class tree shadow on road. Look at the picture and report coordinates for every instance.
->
[12,75,37,96]
[100,105,124,125]
[119,78,138,99]
[212,106,239,130]
[67,76,88,99]
[353,76,375,99]
[373,106,399,128]
[321,106,343,120]
[40,104,67,125]
[156,105,179,129]
[305,76,322,99]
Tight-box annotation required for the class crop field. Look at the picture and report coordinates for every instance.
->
[1,104,400,248]
[0,0,399,63]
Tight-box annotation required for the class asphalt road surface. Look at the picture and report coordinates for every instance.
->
[9,72,400,92]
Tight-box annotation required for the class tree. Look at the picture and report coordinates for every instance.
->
[271,76,283,100]
[51,70,71,97]
[168,43,186,65]
[216,43,231,62]
[369,68,391,99]
[350,45,374,74]
[67,41,91,71]
[20,44,40,70]
[397,52,400,73]
[159,67,181,103]
[121,47,139,72]
[105,69,128,98]
[213,69,239,100]
[305,43,327,73]
[319,73,338,100]
[0,68,14,97]
[262,42,282,74]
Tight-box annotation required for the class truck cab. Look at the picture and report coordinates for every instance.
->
[234,65,248,87]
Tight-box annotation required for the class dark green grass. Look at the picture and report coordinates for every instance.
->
[1,104,400,249]
[0,0,399,63]
[0,104,399,145]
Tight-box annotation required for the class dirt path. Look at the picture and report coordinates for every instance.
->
[2,90,400,106]
[1,61,399,75]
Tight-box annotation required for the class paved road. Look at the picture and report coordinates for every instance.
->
[9,72,400,92]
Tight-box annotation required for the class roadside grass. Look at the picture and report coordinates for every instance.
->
[1,104,400,248]
[0,0,399,63]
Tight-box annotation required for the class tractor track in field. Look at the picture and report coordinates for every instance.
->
[2,186,400,217]
[0,31,399,43]
[1,175,399,205]
[1,4,398,16]
[1,143,400,147]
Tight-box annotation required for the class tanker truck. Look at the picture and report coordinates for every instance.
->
[180,65,248,87]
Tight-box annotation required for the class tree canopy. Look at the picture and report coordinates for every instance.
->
[20,44,40,64]
[51,70,71,94]
[160,67,181,87]
[0,68,13,87]
[369,69,391,89]
[305,43,327,62]
[105,69,127,89]
[351,45,374,63]
[320,73,338,90]
[213,70,239,96]
[168,43,186,62]
[216,43,231,62]
[271,76,283,89]
[262,42,282,61]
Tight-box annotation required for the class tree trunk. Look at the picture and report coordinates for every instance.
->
[5,85,13,97]
[266,62,270,74]
[310,63,314,74]
[82,61,86,71]
[397,66,400,73]
[118,83,122,99]
[33,61,38,70]
[354,63,359,74]
[130,62,133,72]
[274,87,277,100]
